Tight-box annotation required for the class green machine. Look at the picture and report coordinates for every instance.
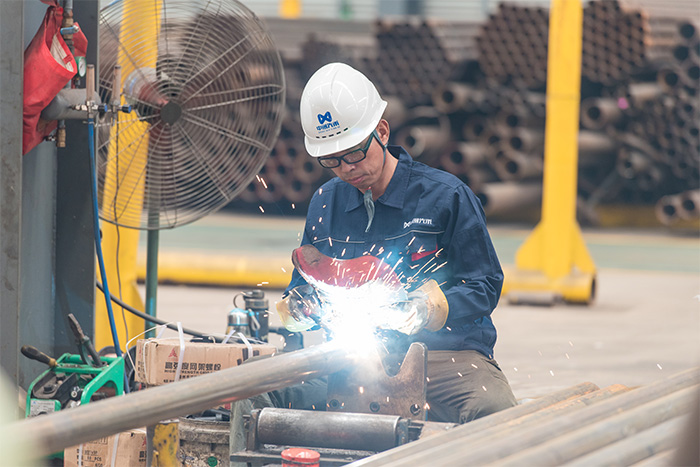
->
[24,352,124,418]
[23,313,125,418]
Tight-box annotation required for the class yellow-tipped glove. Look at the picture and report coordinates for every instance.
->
[397,279,449,334]
[276,284,323,332]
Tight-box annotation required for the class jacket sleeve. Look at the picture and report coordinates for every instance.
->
[283,213,314,296]
[440,185,503,324]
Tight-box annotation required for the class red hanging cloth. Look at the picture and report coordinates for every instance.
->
[23,0,88,155]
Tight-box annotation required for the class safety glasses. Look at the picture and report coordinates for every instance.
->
[317,131,377,169]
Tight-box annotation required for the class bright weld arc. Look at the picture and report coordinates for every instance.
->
[301,275,416,350]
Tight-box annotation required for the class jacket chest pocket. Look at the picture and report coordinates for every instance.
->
[389,232,441,289]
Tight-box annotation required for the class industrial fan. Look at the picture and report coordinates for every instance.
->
[97,0,286,230]
[93,0,285,340]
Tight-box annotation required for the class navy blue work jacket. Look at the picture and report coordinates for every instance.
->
[286,146,504,357]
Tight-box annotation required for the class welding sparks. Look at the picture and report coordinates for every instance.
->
[260,178,268,189]
[259,206,264,213]
[359,386,364,394]
[291,203,296,209]
[657,363,663,370]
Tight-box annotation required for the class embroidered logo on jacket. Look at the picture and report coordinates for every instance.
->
[403,218,433,229]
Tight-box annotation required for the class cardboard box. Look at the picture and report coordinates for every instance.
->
[64,428,146,467]
[135,338,277,386]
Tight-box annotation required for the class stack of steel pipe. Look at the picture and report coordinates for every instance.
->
[475,4,549,89]
[352,367,699,466]
[226,9,698,224]
[655,189,700,225]
[368,19,480,107]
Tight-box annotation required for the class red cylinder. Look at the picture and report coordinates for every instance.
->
[281,448,321,467]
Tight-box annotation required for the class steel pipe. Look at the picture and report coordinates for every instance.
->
[579,130,618,156]
[440,142,488,173]
[451,374,700,465]
[475,182,542,216]
[283,177,314,205]
[293,154,324,184]
[617,148,653,179]
[496,386,697,466]
[679,189,700,220]
[352,383,622,466]
[432,82,484,114]
[394,125,447,162]
[257,408,402,452]
[581,98,625,130]
[565,415,688,467]
[6,342,353,459]
[355,368,698,467]
[507,127,544,153]
[492,148,543,181]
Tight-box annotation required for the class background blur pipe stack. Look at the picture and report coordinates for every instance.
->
[225,3,698,227]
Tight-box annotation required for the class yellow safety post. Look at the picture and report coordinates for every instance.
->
[148,420,179,467]
[502,0,596,305]
[280,0,301,18]
[94,0,161,350]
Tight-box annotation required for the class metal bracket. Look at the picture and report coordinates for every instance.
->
[327,342,427,420]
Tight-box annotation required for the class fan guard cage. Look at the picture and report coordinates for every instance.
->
[98,0,285,230]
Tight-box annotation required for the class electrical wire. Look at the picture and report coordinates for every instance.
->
[96,282,225,342]
[88,115,124,358]
[89,110,131,394]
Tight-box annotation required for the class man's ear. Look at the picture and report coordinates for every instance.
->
[376,119,390,146]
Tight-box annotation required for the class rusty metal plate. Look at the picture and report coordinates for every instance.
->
[327,342,427,420]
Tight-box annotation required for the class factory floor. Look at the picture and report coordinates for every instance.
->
[140,212,700,400]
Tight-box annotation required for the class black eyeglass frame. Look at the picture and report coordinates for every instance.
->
[316,130,379,169]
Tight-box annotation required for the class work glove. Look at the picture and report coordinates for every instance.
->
[276,284,324,332]
[393,279,449,335]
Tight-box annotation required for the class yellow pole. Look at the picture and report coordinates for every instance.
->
[502,0,596,304]
[280,0,301,18]
[94,0,161,351]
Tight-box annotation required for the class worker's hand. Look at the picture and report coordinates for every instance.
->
[276,284,324,332]
[394,279,449,335]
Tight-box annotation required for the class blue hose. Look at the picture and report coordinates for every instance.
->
[87,116,127,373]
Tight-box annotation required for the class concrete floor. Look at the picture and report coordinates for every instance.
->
[141,214,700,400]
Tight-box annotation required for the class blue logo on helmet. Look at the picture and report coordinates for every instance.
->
[317,111,333,124]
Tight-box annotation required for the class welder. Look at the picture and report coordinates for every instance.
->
[276,63,516,423]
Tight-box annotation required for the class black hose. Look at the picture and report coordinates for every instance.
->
[95,282,224,342]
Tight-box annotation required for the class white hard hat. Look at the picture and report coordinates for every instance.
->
[300,63,387,157]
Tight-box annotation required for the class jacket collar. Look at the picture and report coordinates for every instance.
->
[345,146,410,212]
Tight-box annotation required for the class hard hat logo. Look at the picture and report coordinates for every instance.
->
[316,110,340,133]
[300,63,387,157]
[317,111,333,124]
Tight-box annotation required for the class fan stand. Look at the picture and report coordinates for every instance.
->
[144,163,162,338]
[144,230,159,338]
